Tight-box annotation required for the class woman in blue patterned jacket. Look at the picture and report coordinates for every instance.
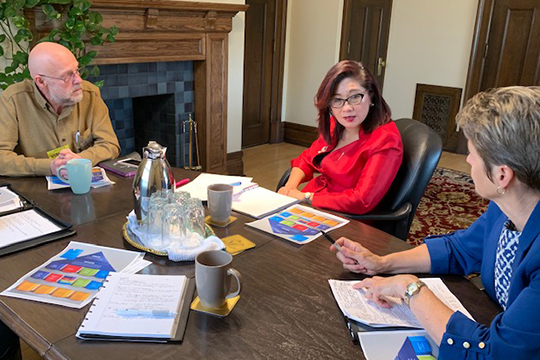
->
[332,86,540,359]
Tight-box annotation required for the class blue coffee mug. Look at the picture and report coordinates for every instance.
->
[57,158,92,194]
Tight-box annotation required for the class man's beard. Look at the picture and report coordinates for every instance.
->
[50,88,83,107]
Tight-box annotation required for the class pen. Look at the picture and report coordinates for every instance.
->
[175,178,190,187]
[116,309,177,318]
[320,230,342,252]
[232,183,259,201]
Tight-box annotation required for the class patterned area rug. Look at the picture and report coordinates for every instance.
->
[408,168,489,246]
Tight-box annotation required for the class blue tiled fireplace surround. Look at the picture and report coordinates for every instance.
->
[90,61,194,167]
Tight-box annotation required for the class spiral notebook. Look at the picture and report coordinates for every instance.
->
[76,273,194,342]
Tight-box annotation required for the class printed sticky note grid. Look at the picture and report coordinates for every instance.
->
[14,264,109,303]
[267,206,341,242]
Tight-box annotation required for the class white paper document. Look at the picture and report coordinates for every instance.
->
[329,278,473,328]
[178,173,253,201]
[0,187,23,213]
[46,167,115,190]
[247,204,349,244]
[0,209,62,249]
[1,241,148,309]
[232,186,300,219]
[77,273,187,339]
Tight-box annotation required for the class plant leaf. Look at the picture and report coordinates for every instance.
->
[78,55,91,65]
[13,0,26,10]
[0,34,6,43]
[94,79,104,88]
[106,33,115,43]
[90,36,102,46]
[25,0,41,8]
[109,25,119,35]
[90,65,100,77]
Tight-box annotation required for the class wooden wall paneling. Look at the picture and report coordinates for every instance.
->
[195,33,228,174]
[269,0,288,143]
[283,122,318,148]
[464,0,494,103]
[227,150,244,175]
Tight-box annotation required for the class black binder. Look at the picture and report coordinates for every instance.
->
[0,183,76,257]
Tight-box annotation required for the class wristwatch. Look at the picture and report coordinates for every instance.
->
[404,280,426,306]
[304,192,312,204]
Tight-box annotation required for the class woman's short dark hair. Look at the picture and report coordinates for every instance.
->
[315,60,392,144]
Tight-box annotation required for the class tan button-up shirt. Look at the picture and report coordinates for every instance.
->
[0,79,120,176]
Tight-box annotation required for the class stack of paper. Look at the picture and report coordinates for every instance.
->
[0,186,22,213]
[46,167,115,191]
[178,173,253,201]
[1,241,150,309]
[329,278,473,328]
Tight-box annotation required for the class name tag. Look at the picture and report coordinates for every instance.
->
[47,145,70,159]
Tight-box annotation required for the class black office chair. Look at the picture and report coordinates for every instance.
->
[276,118,443,240]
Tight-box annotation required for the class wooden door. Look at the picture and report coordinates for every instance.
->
[242,0,287,148]
[460,0,540,153]
[481,0,540,90]
[339,0,393,89]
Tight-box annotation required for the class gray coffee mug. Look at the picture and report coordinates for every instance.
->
[207,184,233,224]
[195,250,242,309]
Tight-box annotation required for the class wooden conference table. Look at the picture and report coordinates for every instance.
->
[0,169,501,360]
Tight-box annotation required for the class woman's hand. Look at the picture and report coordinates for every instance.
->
[331,237,385,275]
[278,185,295,196]
[353,274,419,308]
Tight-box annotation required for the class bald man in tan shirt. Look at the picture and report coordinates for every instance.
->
[0,42,120,176]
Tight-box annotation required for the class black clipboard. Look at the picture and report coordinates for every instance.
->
[0,183,76,257]
[77,278,195,343]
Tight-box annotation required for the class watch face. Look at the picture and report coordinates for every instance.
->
[408,282,419,293]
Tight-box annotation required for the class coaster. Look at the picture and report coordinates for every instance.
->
[222,234,256,255]
[205,215,237,227]
[190,295,240,317]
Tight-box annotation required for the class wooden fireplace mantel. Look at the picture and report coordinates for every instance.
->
[28,0,249,173]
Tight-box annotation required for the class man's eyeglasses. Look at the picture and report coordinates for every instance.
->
[38,68,82,83]
[330,93,365,108]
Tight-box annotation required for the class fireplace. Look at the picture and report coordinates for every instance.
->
[89,61,195,167]
[27,0,248,172]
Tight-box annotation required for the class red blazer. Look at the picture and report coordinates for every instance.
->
[291,120,403,214]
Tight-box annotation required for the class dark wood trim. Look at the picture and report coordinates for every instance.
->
[283,122,318,148]
[226,150,244,175]
[194,33,229,173]
[269,0,288,143]
[460,0,494,154]
[464,0,494,102]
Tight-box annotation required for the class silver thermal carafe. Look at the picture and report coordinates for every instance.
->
[132,141,176,222]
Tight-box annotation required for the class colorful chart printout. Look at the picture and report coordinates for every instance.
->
[246,205,349,244]
[0,241,145,309]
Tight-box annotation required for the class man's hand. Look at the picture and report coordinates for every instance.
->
[50,149,81,176]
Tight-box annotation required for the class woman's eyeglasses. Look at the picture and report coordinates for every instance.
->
[330,93,365,108]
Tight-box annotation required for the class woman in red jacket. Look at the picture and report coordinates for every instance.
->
[278,60,403,214]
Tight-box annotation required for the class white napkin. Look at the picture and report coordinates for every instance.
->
[126,211,225,262]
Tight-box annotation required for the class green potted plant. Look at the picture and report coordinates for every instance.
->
[0,0,118,89]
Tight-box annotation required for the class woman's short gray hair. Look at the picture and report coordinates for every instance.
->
[456,86,540,191]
